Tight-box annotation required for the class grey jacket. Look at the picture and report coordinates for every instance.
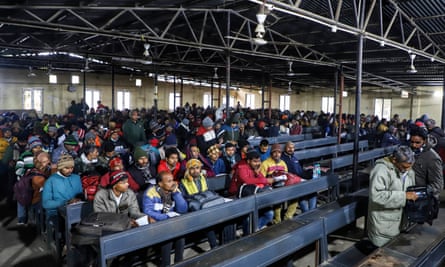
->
[94,188,145,219]
[413,144,443,199]
[367,157,415,247]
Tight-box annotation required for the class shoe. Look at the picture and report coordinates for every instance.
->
[16,222,27,227]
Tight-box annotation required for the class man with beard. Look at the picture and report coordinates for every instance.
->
[229,149,274,233]
[410,127,443,200]
[128,147,156,192]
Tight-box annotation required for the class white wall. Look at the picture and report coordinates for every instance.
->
[0,67,442,122]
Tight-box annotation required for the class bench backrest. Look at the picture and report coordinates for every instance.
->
[249,134,306,148]
[330,145,397,172]
[294,140,368,161]
[294,136,338,150]
[99,196,256,266]
[206,173,230,192]
[255,175,338,210]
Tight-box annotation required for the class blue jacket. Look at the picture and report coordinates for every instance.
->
[142,186,188,221]
[257,147,271,162]
[42,172,83,217]
[208,157,227,175]
[281,151,304,176]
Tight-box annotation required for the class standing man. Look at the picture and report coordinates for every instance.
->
[122,109,146,150]
[410,127,443,199]
[367,146,418,247]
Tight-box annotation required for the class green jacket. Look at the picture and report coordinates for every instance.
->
[122,119,147,148]
[367,157,415,247]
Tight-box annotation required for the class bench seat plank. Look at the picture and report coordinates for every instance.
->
[174,219,324,267]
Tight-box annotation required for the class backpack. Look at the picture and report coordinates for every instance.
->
[71,212,132,246]
[188,191,225,211]
[405,185,439,225]
[238,184,272,199]
[13,170,39,206]
[81,174,100,201]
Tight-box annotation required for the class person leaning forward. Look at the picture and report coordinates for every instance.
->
[367,145,418,247]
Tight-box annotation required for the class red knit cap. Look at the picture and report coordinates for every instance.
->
[109,157,123,170]
[109,171,128,187]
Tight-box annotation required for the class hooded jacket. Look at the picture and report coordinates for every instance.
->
[367,157,415,247]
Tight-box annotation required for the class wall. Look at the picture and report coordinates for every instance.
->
[0,67,442,122]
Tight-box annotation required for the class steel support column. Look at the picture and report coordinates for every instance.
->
[111,65,115,115]
[442,66,445,129]
[353,0,365,192]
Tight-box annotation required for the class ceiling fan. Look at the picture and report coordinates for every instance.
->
[27,66,36,77]
[81,57,94,73]
[271,61,310,77]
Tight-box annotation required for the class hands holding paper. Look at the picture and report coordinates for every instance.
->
[166,211,180,218]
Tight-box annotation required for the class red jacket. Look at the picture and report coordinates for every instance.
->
[229,160,270,195]
[157,160,181,181]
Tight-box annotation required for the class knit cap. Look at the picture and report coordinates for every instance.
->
[28,136,43,149]
[109,171,128,187]
[202,116,214,128]
[64,135,78,146]
[134,146,147,160]
[109,157,123,170]
[271,143,282,153]
[57,154,75,170]
[164,134,177,148]
[85,131,96,141]
[182,118,190,126]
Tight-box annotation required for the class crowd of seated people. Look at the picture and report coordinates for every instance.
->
[0,103,442,266]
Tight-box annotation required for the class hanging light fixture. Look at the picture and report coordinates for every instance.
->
[406,53,417,74]
[213,67,218,79]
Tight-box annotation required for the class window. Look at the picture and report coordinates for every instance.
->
[85,89,100,112]
[23,88,43,113]
[245,94,255,109]
[222,96,235,107]
[203,93,212,108]
[375,98,392,120]
[135,79,142,87]
[117,91,130,111]
[322,96,334,113]
[279,95,290,111]
[71,75,80,85]
[169,92,181,111]
[49,74,57,84]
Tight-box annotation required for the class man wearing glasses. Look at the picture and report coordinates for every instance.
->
[410,127,443,200]
[367,146,418,247]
